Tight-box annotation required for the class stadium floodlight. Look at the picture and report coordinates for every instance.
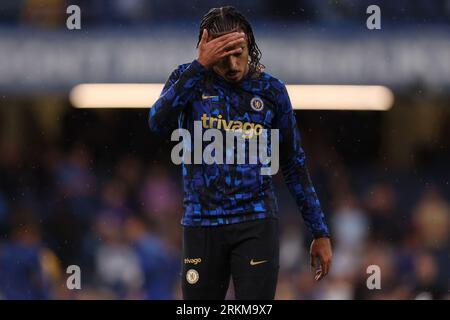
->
[70,84,394,111]
[286,85,394,111]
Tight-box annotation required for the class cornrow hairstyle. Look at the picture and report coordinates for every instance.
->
[197,6,265,74]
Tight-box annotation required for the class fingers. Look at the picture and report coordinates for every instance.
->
[210,32,245,47]
[315,269,322,281]
[197,31,245,68]
[317,259,327,281]
[217,37,245,57]
[223,37,246,51]
[208,31,240,44]
[199,29,208,46]
[323,256,331,277]
[219,47,243,58]
[315,254,332,281]
[310,238,332,281]
[311,255,325,281]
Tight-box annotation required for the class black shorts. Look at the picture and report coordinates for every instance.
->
[181,218,279,300]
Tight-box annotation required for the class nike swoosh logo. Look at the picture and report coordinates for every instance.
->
[202,94,218,100]
[250,259,268,266]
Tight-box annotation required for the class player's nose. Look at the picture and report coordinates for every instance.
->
[227,56,239,69]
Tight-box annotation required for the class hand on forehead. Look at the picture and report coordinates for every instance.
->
[208,28,247,41]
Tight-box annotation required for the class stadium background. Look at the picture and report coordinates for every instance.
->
[0,0,449,299]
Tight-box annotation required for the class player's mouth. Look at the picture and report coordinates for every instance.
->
[226,70,240,81]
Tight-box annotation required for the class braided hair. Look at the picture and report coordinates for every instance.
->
[197,6,265,74]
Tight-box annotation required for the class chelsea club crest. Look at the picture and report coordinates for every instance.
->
[250,96,264,112]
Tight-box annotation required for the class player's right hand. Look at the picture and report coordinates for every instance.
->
[197,29,246,69]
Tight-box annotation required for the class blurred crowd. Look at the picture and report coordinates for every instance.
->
[0,104,448,300]
[0,140,183,299]
[1,0,450,28]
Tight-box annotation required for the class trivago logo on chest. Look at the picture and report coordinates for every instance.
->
[200,113,264,138]
[170,114,279,175]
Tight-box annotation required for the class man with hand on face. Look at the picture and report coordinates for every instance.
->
[149,6,332,300]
